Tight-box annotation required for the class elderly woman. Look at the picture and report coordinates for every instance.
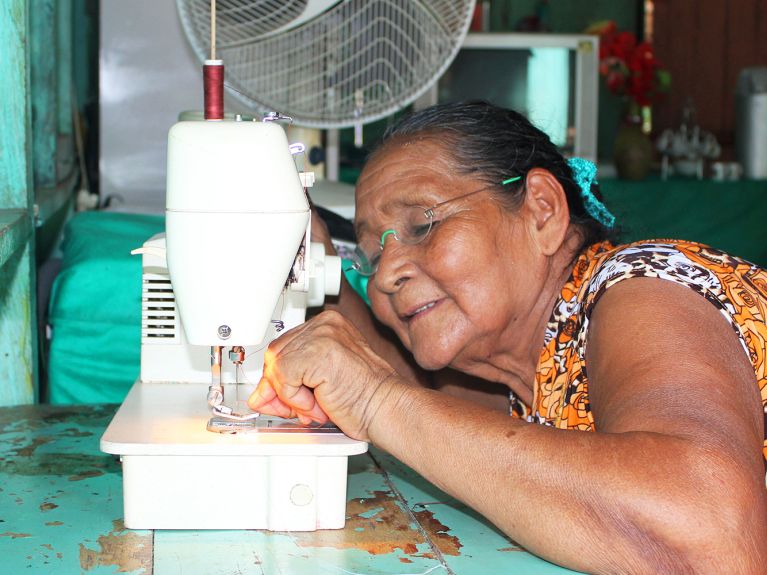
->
[249,101,767,573]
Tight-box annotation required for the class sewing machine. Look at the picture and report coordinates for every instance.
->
[100,116,368,531]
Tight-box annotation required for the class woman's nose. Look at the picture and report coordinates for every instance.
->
[373,238,414,293]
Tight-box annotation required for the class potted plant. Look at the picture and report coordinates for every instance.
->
[588,20,671,180]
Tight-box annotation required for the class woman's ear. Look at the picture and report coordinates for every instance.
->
[521,168,570,256]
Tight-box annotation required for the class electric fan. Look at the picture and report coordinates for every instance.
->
[176,0,476,128]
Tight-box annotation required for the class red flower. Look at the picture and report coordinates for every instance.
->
[589,20,670,107]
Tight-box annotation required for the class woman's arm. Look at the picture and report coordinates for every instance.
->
[431,368,510,413]
[251,271,766,572]
[367,277,767,573]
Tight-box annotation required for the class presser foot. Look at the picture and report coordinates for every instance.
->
[209,404,261,421]
[207,383,260,422]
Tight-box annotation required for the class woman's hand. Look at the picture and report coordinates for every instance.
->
[247,310,404,441]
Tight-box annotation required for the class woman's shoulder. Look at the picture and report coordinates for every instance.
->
[581,239,767,315]
[597,239,758,268]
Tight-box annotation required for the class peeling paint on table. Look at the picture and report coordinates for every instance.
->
[0,404,150,574]
[79,519,152,573]
[1,404,582,574]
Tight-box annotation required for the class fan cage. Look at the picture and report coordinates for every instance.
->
[177,0,475,128]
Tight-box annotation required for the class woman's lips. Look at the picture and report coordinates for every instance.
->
[403,299,441,322]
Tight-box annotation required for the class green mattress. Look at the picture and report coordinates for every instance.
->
[47,211,164,404]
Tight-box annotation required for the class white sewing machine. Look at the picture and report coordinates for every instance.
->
[100,116,368,531]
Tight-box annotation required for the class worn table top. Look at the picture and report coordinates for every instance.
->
[0,404,580,574]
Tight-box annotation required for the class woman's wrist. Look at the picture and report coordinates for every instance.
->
[365,373,415,447]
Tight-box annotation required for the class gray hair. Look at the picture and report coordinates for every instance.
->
[371,101,612,248]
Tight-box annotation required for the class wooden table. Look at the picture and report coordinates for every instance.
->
[0,404,579,574]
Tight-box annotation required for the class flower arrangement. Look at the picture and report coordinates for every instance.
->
[587,20,671,108]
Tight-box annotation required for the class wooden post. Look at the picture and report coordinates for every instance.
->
[30,0,56,189]
[56,0,75,179]
[0,0,38,405]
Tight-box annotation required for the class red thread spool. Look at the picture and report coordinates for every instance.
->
[203,60,224,120]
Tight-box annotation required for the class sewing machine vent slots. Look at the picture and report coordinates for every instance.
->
[141,272,177,342]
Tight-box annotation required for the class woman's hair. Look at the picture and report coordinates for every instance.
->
[372,100,612,248]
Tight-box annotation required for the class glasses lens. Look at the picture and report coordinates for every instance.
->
[350,243,378,277]
[398,206,433,245]
[352,206,434,276]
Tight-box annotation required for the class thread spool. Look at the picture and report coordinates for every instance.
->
[203,59,224,120]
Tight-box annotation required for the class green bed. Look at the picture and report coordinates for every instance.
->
[47,211,164,403]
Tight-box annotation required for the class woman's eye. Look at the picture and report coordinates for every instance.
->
[411,223,432,238]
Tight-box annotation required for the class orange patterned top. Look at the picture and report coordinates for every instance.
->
[509,240,767,469]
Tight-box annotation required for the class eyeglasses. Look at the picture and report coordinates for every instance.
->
[349,176,521,277]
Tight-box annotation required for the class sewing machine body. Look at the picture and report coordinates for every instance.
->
[133,232,312,386]
[100,118,367,531]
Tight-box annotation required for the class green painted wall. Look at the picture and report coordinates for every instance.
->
[0,0,38,405]
[29,0,56,189]
[487,0,638,35]
[0,0,81,404]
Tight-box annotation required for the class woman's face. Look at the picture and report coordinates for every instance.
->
[354,138,547,372]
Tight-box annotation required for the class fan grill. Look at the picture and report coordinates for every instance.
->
[212,0,309,43]
[178,0,475,128]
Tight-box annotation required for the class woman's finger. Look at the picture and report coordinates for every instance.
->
[276,375,320,411]
[247,377,278,410]
[300,400,330,425]
[253,395,296,419]
[265,351,332,423]
[248,357,331,424]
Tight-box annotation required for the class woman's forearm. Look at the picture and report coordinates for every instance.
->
[369,382,767,574]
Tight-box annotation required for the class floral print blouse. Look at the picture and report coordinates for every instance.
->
[510,240,767,471]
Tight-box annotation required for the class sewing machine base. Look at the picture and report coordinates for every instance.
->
[120,453,351,530]
[101,382,368,531]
